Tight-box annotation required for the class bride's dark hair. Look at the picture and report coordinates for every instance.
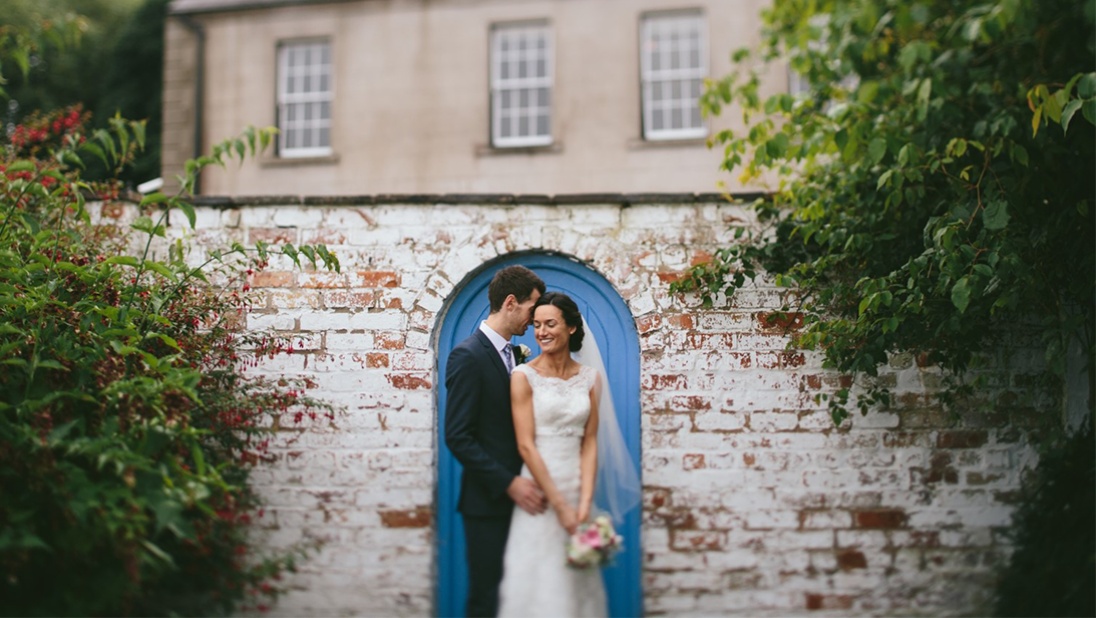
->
[533,292,585,352]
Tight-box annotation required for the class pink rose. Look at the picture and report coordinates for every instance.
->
[583,526,603,549]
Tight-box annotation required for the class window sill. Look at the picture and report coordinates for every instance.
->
[260,153,340,167]
[627,137,708,150]
[475,142,563,157]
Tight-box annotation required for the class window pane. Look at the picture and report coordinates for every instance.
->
[519,57,528,78]
[690,106,701,128]
[320,73,329,92]
[537,87,549,107]
[303,72,311,92]
[671,107,683,129]
[286,127,297,148]
[501,90,512,110]
[653,110,664,130]
[320,101,330,120]
[321,44,330,64]
[319,126,330,147]
[537,58,546,78]
[536,113,549,136]
[651,47,661,71]
[519,89,529,109]
[304,103,314,121]
[690,79,701,98]
[518,115,529,136]
[302,127,312,147]
[501,116,511,137]
[672,80,682,100]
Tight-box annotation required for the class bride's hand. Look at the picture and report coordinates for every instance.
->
[577,503,590,524]
[555,503,579,535]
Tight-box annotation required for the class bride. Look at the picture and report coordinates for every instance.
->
[497,292,639,618]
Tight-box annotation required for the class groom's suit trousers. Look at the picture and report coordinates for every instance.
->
[463,513,512,617]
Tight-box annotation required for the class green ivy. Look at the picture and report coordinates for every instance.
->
[676,0,1095,424]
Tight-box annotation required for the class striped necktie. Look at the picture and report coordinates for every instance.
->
[502,343,514,373]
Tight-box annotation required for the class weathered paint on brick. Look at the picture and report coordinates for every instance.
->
[98,197,1051,617]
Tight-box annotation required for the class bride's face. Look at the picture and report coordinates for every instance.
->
[533,305,576,355]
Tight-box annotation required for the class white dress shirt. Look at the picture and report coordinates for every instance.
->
[479,321,514,372]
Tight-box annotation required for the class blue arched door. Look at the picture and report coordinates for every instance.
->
[435,253,642,617]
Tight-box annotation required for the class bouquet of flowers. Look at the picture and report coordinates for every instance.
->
[566,515,623,569]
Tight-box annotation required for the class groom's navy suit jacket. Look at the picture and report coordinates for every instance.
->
[444,329,522,517]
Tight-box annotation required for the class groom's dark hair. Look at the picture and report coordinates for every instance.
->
[488,265,546,313]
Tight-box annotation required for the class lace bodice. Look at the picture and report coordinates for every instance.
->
[514,363,597,438]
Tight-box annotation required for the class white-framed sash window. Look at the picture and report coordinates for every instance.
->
[276,40,333,158]
[490,22,553,148]
[640,10,708,140]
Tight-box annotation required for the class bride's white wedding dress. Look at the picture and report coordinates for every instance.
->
[498,363,608,618]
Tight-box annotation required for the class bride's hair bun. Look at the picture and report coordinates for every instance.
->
[533,292,584,352]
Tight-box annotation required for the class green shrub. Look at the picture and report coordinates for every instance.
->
[994,421,1095,617]
[0,22,341,616]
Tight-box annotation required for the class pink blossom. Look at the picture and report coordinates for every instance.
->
[582,526,603,548]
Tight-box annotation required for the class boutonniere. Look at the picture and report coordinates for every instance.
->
[514,344,532,365]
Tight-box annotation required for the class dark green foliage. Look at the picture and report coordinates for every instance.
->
[0,25,341,616]
[677,0,1095,424]
[994,422,1096,617]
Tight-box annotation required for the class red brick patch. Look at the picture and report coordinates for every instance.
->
[379,507,432,528]
[936,430,987,449]
[375,332,405,349]
[669,395,711,411]
[806,594,854,611]
[251,271,294,288]
[645,374,688,390]
[355,270,401,287]
[854,509,907,529]
[636,314,662,333]
[757,311,804,333]
[366,353,388,368]
[683,454,706,470]
[837,550,867,570]
[666,313,694,329]
[657,271,684,284]
[388,374,431,390]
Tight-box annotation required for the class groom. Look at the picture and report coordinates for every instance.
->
[445,265,548,617]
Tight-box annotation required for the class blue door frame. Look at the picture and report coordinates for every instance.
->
[435,253,643,617]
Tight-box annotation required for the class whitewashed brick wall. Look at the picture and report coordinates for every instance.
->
[90,196,1045,616]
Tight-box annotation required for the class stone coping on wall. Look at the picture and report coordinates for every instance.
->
[184,192,771,207]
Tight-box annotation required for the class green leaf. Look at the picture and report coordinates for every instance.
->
[983,200,1010,230]
[1061,98,1083,132]
[144,261,177,281]
[1077,72,1096,98]
[177,201,197,229]
[7,160,35,173]
[1083,99,1096,125]
[1031,106,1042,137]
[131,216,156,235]
[868,138,887,164]
[103,256,140,267]
[140,192,168,207]
[79,142,109,167]
[951,276,972,313]
[141,540,175,565]
[148,333,181,351]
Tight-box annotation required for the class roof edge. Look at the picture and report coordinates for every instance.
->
[169,0,362,17]
[183,192,771,207]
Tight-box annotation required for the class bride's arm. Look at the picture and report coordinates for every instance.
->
[512,371,578,533]
[577,373,600,523]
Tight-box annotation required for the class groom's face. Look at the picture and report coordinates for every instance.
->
[509,289,541,336]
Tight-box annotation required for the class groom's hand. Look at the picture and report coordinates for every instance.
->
[507,477,547,515]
